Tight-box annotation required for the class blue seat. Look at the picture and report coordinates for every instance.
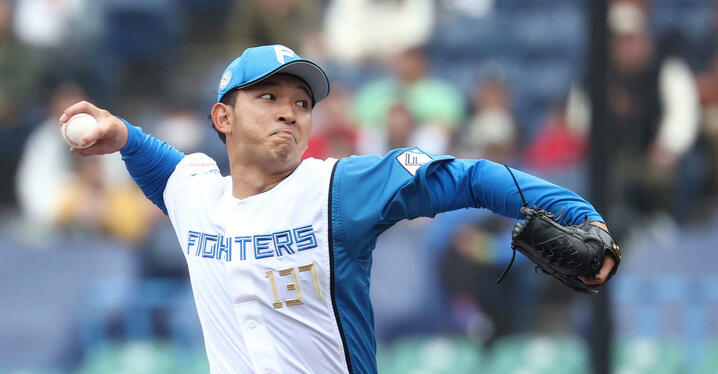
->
[509,9,584,62]
[0,235,138,370]
[432,15,503,61]
[79,279,202,356]
[103,11,177,63]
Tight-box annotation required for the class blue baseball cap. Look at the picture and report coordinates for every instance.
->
[217,44,330,104]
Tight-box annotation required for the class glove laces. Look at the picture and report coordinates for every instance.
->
[496,165,526,284]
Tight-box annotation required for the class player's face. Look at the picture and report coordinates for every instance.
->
[228,74,313,170]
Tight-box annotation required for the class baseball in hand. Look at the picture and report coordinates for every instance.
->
[61,113,98,149]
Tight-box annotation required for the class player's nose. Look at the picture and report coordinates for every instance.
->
[277,101,297,125]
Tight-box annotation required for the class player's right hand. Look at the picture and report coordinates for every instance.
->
[59,101,129,156]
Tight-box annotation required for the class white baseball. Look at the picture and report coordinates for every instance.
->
[61,113,98,149]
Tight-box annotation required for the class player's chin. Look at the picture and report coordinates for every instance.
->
[272,143,300,163]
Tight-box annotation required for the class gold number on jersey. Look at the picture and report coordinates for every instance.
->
[279,267,304,306]
[265,270,284,309]
[298,263,323,300]
[266,262,322,309]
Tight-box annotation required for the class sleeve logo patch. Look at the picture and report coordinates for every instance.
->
[396,148,432,176]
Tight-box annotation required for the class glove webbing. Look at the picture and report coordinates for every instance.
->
[496,165,525,284]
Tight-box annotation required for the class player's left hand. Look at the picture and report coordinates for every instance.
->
[579,221,617,286]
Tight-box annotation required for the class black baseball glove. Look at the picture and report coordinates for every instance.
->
[509,206,621,294]
[497,165,622,295]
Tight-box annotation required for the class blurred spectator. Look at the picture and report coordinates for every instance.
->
[13,0,107,102]
[55,155,153,245]
[426,81,538,345]
[567,1,699,225]
[694,55,718,202]
[358,103,417,155]
[152,98,230,173]
[354,47,465,154]
[12,0,99,52]
[324,0,434,63]
[225,0,320,53]
[152,105,206,155]
[428,152,541,347]
[15,83,85,231]
[385,104,416,151]
[16,83,136,234]
[439,214,531,345]
[457,77,517,162]
[304,86,358,159]
[0,0,39,113]
[524,103,586,174]
[523,101,589,196]
[0,0,41,208]
[691,1,718,215]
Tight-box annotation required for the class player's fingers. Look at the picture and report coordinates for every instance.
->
[70,146,95,156]
[59,101,101,124]
[589,221,609,232]
[579,256,617,285]
[579,276,603,285]
[77,121,109,148]
[596,255,617,281]
[73,144,106,156]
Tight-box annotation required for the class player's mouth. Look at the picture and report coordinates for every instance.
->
[272,130,296,143]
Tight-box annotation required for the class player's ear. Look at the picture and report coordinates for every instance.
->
[211,102,233,137]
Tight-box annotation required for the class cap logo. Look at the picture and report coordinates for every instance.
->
[274,45,296,64]
[219,70,232,91]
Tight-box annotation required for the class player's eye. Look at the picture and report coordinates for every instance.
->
[260,93,275,100]
[296,100,308,109]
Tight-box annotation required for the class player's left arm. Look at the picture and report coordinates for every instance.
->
[334,149,615,284]
[424,157,615,284]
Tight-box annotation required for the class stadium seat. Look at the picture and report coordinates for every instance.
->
[380,335,483,374]
[76,340,208,374]
[613,337,684,374]
[693,340,718,374]
[79,279,202,356]
[0,237,138,370]
[76,341,176,374]
[483,334,591,374]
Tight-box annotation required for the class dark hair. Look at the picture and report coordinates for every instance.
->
[209,89,239,144]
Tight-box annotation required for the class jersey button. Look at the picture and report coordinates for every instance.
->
[247,320,257,329]
[263,367,272,374]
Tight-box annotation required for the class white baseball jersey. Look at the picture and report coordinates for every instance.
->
[152,148,603,374]
[118,115,603,374]
[165,153,347,373]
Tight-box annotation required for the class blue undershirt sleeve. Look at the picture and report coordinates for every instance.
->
[426,158,603,225]
[332,148,603,259]
[118,118,185,214]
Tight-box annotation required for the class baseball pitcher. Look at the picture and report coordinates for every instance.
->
[60,45,620,374]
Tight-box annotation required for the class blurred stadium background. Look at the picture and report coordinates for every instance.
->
[1,0,718,373]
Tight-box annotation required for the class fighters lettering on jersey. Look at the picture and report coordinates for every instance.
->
[186,225,318,262]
